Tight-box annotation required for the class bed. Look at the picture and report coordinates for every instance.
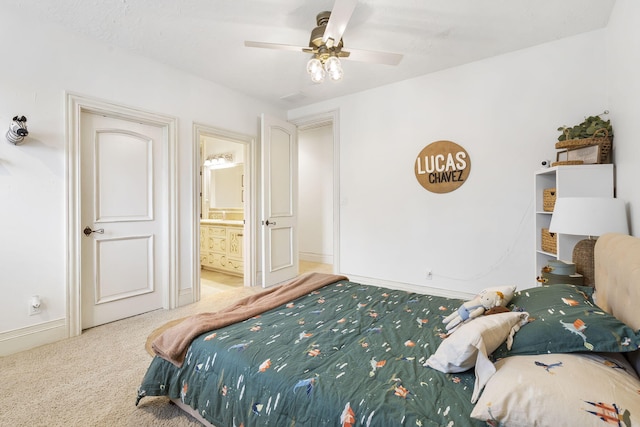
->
[137,233,640,426]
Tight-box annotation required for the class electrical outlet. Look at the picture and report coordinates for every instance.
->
[426,270,433,280]
[28,296,42,316]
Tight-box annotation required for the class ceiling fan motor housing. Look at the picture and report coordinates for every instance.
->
[309,11,346,61]
[316,11,331,26]
[310,11,331,47]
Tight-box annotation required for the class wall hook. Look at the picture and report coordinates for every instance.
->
[6,115,28,145]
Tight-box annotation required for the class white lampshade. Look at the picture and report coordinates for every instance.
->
[549,197,629,237]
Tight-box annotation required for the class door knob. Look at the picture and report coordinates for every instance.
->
[83,226,105,236]
[264,220,277,226]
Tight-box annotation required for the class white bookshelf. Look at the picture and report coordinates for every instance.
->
[534,164,614,282]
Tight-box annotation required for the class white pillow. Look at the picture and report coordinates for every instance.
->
[471,352,640,426]
[424,311,529,402]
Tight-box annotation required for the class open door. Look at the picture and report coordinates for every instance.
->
[261,114,299,287]
[80,111,167,329]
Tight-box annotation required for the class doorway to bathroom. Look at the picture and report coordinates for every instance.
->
[194,111,339,298]
[195,124,253,299]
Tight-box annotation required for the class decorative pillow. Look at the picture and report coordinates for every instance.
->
[492,284,640,358]
[471,352,640,426]
[424,311,529,402]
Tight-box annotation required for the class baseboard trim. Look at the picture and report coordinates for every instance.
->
[178,287,194,306]
[299,252,333,264]
[0,318,68,356]
[345,274,474,300]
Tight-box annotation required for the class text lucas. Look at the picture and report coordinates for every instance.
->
[416,152,468,183]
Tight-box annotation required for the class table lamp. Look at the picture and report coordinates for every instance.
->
[549,197,629,286]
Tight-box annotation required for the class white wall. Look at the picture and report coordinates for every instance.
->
[290,30,612,297]
[298,125,334,263]
[606,0,640,234]
[0,7,283,353]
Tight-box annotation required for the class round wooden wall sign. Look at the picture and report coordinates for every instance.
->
[414,140,471,193]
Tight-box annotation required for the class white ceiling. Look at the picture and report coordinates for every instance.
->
[6,0,615,109]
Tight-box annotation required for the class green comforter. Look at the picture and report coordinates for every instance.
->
[137,280,483,426]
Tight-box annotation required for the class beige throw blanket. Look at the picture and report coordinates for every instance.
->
[152,272,348,367]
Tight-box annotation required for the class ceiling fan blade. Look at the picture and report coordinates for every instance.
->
[244,41,310,53]
[342,48,403,66]
[323,0,358,46]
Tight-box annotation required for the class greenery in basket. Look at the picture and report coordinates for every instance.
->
[557,115,613,141]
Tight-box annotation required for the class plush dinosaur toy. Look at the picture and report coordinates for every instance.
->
[443,290,506,333]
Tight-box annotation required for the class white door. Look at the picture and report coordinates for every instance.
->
[261,114,299,287]
[80,111,165,328]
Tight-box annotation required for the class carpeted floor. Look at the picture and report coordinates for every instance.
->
[0,286,262,427]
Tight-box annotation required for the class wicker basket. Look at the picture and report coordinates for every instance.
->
[551,160,584,167]
[541,228,557,254]
[543,188,556,212]
[555,128,613,164]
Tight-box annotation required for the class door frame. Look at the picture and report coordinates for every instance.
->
[192,123,256,299]
[66,92,178,337]
[289,109,341,274]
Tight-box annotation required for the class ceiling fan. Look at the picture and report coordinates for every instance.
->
[244,0,403,83]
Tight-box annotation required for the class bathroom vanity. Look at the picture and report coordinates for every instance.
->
[200,141,245,276]
[200,217,244,276]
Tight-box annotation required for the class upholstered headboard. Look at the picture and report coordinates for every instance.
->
[594,233,640,330]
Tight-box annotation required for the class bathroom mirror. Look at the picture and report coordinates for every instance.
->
[207,164,244,208]
[201,136,245,215]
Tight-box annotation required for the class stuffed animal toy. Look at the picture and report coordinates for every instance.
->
[484,306,511,316]
[443,290,506,333]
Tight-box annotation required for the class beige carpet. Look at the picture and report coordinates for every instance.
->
[0,286,262,427]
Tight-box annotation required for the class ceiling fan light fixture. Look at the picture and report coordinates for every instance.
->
[307,52,342,83]
[307,57,323,75]
[310,69,326,83]
[307,57,326,83]
[324,55,343,81]
[324,55,341,73]
[329,67,343,81]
